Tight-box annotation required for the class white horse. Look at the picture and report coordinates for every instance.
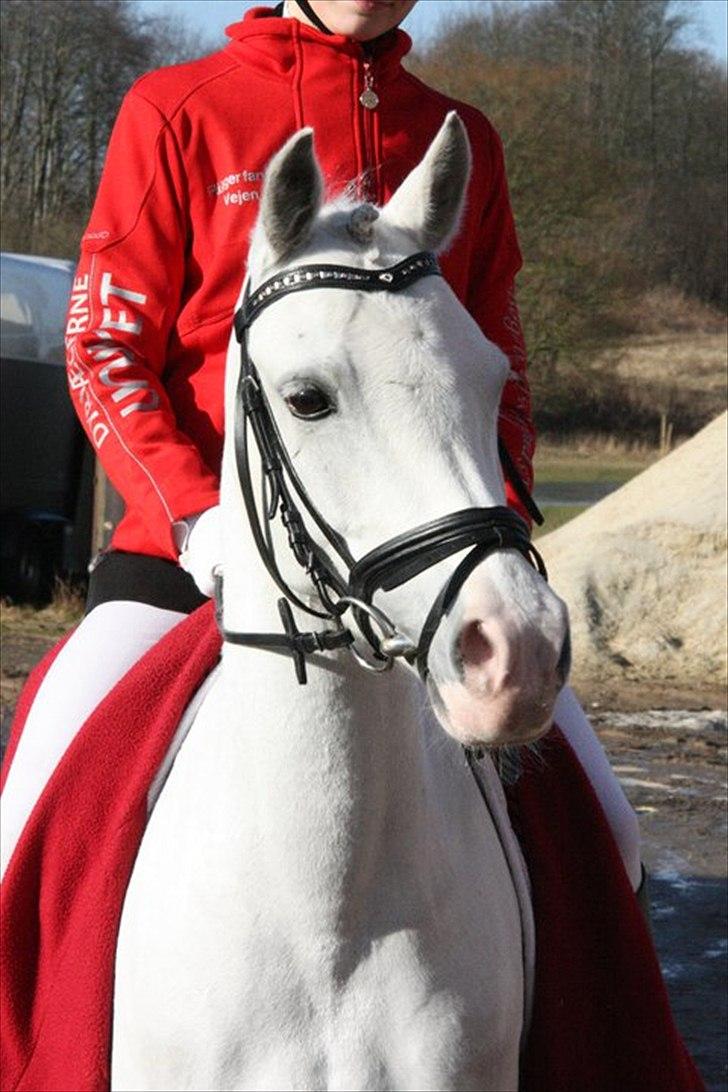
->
[111,114,570,1092]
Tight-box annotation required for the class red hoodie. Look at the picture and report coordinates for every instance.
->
[65,5,534,562]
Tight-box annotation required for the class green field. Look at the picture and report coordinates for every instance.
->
[533,504,588,538]
[534,446,654,485]
[532,444,656,538]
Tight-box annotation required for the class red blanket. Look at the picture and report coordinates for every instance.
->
[0,602,703,1092]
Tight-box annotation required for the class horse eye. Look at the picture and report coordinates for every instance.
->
[284,385,333,420]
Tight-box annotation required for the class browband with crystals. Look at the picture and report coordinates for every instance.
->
[235,251,441,335]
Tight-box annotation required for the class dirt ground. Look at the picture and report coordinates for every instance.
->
[586,701,728,1091]
[1,619,726,1089]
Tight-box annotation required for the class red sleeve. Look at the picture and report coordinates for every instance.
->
[65,87,220,558]
[466,124,535,521]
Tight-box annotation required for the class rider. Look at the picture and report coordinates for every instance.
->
[0,0,641,892]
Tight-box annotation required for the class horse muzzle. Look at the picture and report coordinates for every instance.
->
[424,562,571,747]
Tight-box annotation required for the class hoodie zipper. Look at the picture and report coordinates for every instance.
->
[358,58,379,202]
[360,60,379,110]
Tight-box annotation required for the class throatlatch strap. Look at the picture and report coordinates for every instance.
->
[215,587,352,686]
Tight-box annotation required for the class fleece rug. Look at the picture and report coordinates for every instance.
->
[0,601,703,1091]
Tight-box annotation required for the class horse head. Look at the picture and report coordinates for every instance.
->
[222,113,570,748]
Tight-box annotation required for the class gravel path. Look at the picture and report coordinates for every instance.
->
[593,708,727,1090]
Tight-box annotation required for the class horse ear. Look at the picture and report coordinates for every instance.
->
[382,112,471,253]
[259,128,323,264]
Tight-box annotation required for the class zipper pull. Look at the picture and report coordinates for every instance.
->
[359,61,379,110]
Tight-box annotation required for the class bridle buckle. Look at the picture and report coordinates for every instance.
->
[241,373,262,413]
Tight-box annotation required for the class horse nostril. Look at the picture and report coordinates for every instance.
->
[458,620,494,674]
[556,628,571,684]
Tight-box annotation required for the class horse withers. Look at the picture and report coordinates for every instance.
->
[111,114,570,1091]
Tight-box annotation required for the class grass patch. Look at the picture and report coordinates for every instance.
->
[1,583,84,742]
[534,442,656,486]
[534,504,588,538]
[535,458,649,486]
[1,581,84,642]
[531,437,655,537]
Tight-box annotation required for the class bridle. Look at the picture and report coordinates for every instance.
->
[215,250,547,685]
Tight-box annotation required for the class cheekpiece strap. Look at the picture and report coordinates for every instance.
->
[235,251,440,337]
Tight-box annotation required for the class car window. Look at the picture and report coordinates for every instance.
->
[0,257,74,364]
[1,284,40,362]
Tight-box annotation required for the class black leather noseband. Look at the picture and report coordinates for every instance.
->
[217,251,547,684]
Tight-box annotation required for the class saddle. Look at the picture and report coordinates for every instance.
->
[0,602,703,1092]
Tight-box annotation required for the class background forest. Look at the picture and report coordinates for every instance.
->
[1,0,726,441]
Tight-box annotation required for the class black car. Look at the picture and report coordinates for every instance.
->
[1,252,95,602]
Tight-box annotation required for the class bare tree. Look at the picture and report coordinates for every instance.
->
[408,0,726,438]
[0,0,214,256]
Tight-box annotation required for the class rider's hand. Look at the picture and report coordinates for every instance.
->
[176,506,221,598]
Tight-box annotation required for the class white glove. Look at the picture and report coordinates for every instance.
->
[177,506,222,598]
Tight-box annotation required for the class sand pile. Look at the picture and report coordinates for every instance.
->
[538,413,727,697]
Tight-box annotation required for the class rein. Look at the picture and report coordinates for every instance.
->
[216,251,546,684]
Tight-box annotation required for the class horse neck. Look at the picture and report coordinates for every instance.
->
[228,633,440,886]
[217,380,438,906]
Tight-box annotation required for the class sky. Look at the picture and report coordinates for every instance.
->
[137,0,728,62]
